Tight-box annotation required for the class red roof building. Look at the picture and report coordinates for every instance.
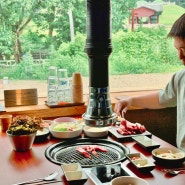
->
[130,3,163,31]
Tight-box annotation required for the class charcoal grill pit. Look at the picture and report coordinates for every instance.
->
[45,138,129,168]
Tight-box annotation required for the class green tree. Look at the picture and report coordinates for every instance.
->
[0,29,12,60]
[33,0,86,47]
[0,0,75,61]
[0,0,152,61]
[112,0,137,32]
[0,0,44,62]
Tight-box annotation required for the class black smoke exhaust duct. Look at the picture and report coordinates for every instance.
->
[82,0,116,126]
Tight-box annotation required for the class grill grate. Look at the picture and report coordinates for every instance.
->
[45,138,129,168]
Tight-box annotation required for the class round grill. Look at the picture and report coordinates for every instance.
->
[45,138,129,168]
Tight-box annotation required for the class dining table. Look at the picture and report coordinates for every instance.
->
[0,122,185,185]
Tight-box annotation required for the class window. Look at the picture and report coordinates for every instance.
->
[0,1,184,103]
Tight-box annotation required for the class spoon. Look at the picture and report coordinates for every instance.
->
[12,172,59,185]
[166,169,185,175]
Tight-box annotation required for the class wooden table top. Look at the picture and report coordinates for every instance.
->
[0,124,185,185]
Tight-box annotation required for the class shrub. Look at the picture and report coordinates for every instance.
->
[2,28,183,80]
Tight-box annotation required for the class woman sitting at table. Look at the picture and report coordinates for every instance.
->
[114,13,185,152]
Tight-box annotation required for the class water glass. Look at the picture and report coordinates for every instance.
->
[58,69,68,78]
[48,66,57,77]
[57,88,65,102]
[47,76,58,86]
[47,85,57,105]
[58,69,68,87]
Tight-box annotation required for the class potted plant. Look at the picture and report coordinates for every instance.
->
[6,115,44,152]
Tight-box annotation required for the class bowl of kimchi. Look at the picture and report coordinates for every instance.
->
[49,118,82,139]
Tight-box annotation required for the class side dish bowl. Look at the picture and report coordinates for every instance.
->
[152,147,185,164]
[110,176,149,185]
[126,153,155,173]
[49,121,82,139]
[61,163,87,185]
[83,126,109,138]
[35,128,50,141]
[54,117,76,123]
[64,171,87,185]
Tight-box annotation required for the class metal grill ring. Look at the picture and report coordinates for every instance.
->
[45,138,129,168]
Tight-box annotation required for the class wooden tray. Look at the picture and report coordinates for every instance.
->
[109,127,152,142]
[45,101,85,108]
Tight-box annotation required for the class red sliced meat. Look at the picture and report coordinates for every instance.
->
[83,145,98,157]
[140,125,146,132]
[117,127,126,135]
[91,145,108,152]
[117,118,146,135]
[91,150,98,157]
[83,145,94,152]
[135,122,141,129]
[76,147,91,158]
[83,145,108,152]
[76,145,108,158]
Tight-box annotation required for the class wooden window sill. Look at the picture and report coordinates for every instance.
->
[0,90,160,119]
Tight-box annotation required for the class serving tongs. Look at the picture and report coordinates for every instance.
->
[114,111,125,126]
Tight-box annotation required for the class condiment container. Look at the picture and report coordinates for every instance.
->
[126,153,155,173]
[61,163,87,185]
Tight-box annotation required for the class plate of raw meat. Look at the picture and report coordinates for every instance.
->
[109,118,152,142]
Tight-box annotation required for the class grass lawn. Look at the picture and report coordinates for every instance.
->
[160,4,185,26]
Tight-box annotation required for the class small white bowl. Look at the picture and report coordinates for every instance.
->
[49,121,82,139]
[54,117,76,123]
[110,176,149,185]
[42,120,55,127]
[83,126,109,138]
